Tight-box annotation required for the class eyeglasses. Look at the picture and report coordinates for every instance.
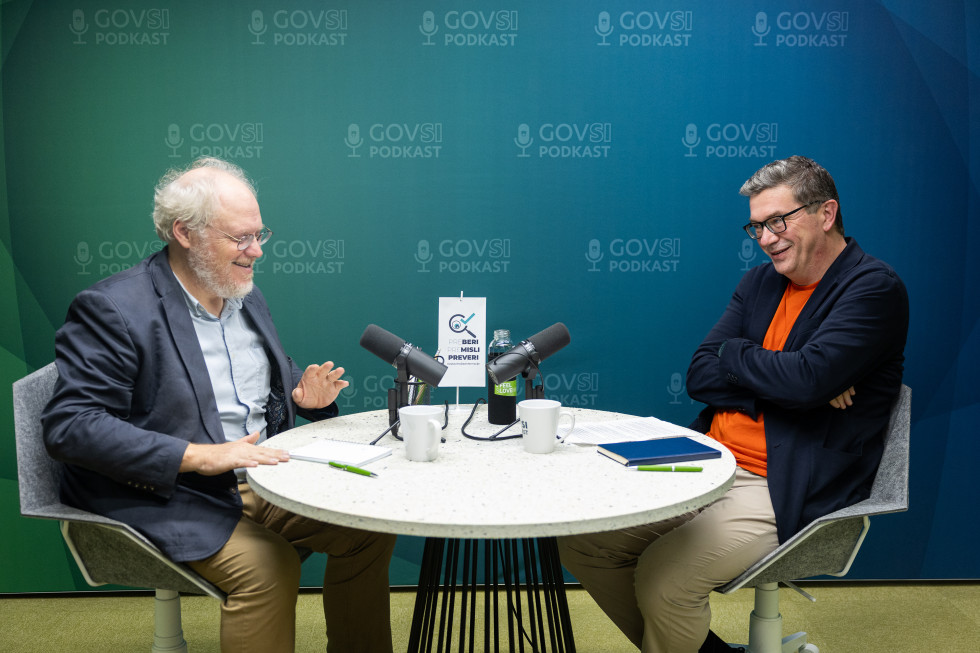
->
[210,226,273,250]
[742,201,822,240]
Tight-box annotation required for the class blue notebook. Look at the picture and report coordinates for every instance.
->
[597,436,721,466]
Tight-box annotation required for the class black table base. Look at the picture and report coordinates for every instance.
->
[407,537,576,653]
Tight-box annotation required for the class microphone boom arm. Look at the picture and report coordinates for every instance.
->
[520,339,545,399]
[386,343,415,437]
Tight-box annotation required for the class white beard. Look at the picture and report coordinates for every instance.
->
[187,245,253,300]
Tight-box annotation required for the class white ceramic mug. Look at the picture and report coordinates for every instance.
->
[399,404,443,462]
[518,399,576,454]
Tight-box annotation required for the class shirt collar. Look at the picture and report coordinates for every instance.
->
[171,271,244,320]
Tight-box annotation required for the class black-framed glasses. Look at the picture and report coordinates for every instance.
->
[210,226,273,250]
[742,201,822,240]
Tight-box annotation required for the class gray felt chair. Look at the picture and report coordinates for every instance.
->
[14,362,225,653]
[716,384,911,653]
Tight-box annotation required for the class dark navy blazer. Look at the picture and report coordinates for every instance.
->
[42,248,337,562]
[686,239,908,543]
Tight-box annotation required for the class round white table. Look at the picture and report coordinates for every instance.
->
[248,404,735,652]
[247,404,735,538]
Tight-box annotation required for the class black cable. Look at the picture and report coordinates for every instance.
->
[460,398,521,441]
[370,400,450,445]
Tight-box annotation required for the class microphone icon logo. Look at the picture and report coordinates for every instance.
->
[739,237,757,270]
[165,124,184,158]
[249,10,267,45]
[419,11,439,45]
[415,239,433,272]
[682,123,701,157]
[339,377,358,409]
[667,372,685,404]
[74,241,92,275]
[752,12,770,46]
[514,123,533,158]
[345,123,363,158]
[585,238,604,272]
[69,9,89,45]
[595,11,613,45]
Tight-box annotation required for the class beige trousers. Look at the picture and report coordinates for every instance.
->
[557,467,779,653]
[187,484,396,653]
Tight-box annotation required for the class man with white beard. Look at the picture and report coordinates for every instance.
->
[43,157,395,653]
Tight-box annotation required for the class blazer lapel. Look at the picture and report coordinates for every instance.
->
[149,250,227,445]
[784,238,862,349]
[748,269,788,344]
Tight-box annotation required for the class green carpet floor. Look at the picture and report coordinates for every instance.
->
[2,583,977,652]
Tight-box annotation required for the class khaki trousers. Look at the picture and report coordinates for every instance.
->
[187,484,396,653]
[557,467,779,653]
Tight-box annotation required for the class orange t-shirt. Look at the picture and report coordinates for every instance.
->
[708,281,818,477]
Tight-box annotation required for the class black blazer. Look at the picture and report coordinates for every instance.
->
[42,248,337,562]
[686,239,908,543]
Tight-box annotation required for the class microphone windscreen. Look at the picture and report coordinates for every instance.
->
[360,324,448,387]
[526,322,571,362]
[406,348,448,387]
[359,324,403,363]
[486,322,571,384]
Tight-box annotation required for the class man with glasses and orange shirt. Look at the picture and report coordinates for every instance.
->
[43,157,395,653]
[559,156,908,653]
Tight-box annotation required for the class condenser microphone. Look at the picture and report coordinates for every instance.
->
[360,324,448,387]
[487,323,570,384]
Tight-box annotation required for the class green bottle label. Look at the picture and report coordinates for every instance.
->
[494,379,518,397]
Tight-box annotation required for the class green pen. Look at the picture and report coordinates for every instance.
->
[328,461,378,478]
[636,465,703,472]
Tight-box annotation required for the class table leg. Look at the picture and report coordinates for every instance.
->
[408,537,447,652]
[407,537,575,653]
[502,539,523,652]
[540,538,574,652]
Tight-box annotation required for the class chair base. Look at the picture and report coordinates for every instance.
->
[733,583,819,653]
[152,589,188,653]
[735,633,818,653]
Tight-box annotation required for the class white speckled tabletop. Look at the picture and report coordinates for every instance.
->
[247,404,735,538]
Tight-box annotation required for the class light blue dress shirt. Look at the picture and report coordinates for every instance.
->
[173,276,272,444]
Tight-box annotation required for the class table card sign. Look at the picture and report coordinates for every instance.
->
[437,295,486,388]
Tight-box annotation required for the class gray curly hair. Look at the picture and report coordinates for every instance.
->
[152,157,256,243]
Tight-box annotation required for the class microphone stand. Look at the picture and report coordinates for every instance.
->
[386,343,429,439]
[523,367,545,400]
[521,339,545,400]
[387,345,412,438]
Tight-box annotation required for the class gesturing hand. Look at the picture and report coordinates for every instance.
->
[180,432,289,476]
[291,361,349,410]
[829,386,856,410]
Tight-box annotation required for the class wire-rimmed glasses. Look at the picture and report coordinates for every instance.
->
[210,226,273,250]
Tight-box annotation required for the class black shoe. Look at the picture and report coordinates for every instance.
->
[698,629,745,652]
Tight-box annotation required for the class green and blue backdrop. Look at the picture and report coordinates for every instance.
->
[2,1,978,592]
